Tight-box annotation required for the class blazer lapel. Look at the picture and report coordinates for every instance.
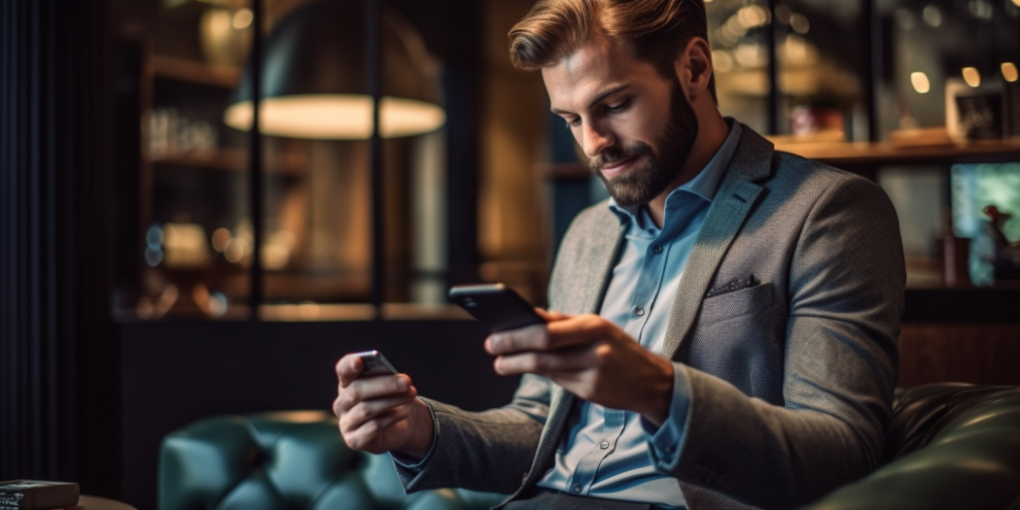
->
[661,127,773,359]
[576,212,628,315]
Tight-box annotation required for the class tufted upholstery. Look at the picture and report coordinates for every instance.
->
[160,384,1020,510]
[158,411,507,510]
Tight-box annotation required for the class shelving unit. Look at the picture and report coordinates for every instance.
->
[770,138,1020,167]
[148,148,307,176]
[150,54,240,88]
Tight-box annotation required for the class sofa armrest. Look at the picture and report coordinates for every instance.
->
[797,384,1020,510]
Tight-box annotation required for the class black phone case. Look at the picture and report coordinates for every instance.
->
[449,283,545,332]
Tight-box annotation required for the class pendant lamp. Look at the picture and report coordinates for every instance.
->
[224,0,445,139]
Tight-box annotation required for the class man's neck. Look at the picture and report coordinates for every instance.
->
[646,111,730,228]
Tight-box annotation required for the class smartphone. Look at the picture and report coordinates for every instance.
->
[351,350,399,378]
[449,283,545,332]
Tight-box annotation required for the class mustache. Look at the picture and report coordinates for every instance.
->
[588,143,653,173]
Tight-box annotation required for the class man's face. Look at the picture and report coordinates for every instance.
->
[543,37,699,207]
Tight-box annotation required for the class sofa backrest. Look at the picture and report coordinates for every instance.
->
[159,410,506,510]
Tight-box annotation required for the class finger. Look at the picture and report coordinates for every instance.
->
[339,374,412,408]
[485,323,550,355]
[535,308,570,322]
[493,345,596,375]
[342,405,413,451]
[488,314,610,355]
[344,392,418,429]
[337,355,365,387]
[354,405,412,440]
[544,314,614,349]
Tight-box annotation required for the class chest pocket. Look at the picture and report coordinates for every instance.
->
[698,281,775,324]
[687,281,784,401]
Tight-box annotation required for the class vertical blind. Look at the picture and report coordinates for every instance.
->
[0,0,119,494]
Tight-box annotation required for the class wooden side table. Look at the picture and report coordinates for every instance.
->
[69,495,138,510]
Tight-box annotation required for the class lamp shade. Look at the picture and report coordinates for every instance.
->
[224,0,445,139]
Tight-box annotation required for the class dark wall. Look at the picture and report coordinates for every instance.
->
[0,0,119,495]
[118,320,520,509]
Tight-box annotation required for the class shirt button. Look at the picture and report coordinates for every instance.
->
[572,485,581,493]
[652,245,663,254]
[600,440,610,449]
[635,306,645,316]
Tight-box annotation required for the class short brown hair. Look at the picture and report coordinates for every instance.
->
[509,0,715,101]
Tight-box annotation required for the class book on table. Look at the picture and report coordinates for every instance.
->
[0,480,79,510]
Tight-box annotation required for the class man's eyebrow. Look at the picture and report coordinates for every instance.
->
[550,84,631,115]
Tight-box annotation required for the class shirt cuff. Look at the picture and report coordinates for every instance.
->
[389,397,438,470]
[641,363,691,472]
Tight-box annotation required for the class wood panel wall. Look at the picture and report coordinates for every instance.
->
[898,322,1020,387]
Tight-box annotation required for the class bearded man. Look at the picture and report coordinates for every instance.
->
[333,1,905,509]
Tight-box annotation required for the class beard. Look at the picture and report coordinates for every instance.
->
[589,76,699,208]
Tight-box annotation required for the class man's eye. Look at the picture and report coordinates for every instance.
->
[606,99,631,113]
[565,118,581,128]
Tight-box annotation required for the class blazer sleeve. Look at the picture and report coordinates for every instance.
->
[665,176,905,509]
[393,373,552,494]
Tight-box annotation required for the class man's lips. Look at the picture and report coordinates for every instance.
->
[599,154,642,178]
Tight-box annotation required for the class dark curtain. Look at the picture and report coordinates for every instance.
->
[0,0,119,497]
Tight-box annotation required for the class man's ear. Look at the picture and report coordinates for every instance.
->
[674,36,713,102]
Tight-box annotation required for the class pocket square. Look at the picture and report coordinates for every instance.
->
[705,274,758,298]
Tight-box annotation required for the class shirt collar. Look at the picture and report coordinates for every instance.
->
[608,118,743,223]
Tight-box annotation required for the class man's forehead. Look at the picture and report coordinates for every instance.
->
[551,35,626,80]
[542,37,656,111]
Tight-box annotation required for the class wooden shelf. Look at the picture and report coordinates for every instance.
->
[770,138,1020,167]
[150,55,240,88]
[148,149,306,176]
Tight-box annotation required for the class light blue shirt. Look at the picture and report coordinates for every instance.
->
[535,120,743,508]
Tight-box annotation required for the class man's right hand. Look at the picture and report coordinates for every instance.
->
[334,354,435,459]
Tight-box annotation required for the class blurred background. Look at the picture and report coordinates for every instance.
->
[2,0,1018,507]
[105,0,1020,322]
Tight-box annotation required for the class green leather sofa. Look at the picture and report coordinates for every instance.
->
[159,383,1020,510]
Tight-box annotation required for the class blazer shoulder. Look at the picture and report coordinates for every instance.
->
[770,150,886,200]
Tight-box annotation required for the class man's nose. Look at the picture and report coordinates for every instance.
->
[580,122,615,159]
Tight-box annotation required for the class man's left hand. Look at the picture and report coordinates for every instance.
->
[485,310,675,426]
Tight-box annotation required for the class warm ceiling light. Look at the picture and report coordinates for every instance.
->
[1002,62,1019,83]
[224,95,445,139]
[910,72,931,93]
[922,5,943,27]
[712,50,734,73]
[962,67,981,87]
[227,0,444,140]
[232,8,253,30]
[789,13,811,34]
[737,5,768,28]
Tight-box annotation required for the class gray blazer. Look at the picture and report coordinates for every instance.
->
[395,125,905,510]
